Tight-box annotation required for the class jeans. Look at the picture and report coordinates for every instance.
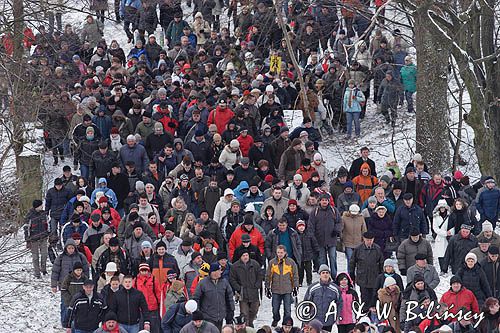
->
[272,293,292,322]
[80,164,90,181]
[60,298,68,327]
[319,246,337,277]
[404,90,414,112]
[30,238,48,277]
[121,323,140,333]
[344,247,354,268]
[345,112,360,137]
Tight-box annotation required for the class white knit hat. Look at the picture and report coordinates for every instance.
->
[465,252,477,264]
[185,299,198,313]
[483,221,494,232]
[383,276,397,288]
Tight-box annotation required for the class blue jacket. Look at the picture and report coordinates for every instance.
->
[240,190,266,215]
[304,280,343,327]
[477,187,500,222]
[161,302,192,333]
[90,182,118,208]
[92,114,113,139]
[61,221,89,244]
[233,181,249,202]
[60,196,78,226]
[393,204,427,239]
[45,186,74,221]
[343,87,365,113]
[120,0,141,17]
[119,143,149,174]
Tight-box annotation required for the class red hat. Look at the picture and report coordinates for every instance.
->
[71,233,82,240]
[243,90,251,97]
[288,199,298,206]
[453,170,464,180]
[84,78,94,87]
[264,175,273,183]
[182,63,191,70]
[111,127,119,134]
[98,196,108,204]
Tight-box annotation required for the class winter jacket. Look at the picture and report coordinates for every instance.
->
[109,287,150,325]
[478,310,500,333]
[400,63,417,92]
[309,205,343,247]
[161,301,192,333]
[349,243,384,288]
[282,208,309,231]
[97,247,131,276]
[90,150,118,179]
[24,208,49,241]
[481,257,500,298]
[91,184,118,208]
[124,233,153,262]
[51,239,89,288]
[61,221,89,244]
[120,143,149,174]
[393,204,427,240]
[61,272,87,306]
[419,179,445,217]
[440,286,479,315]
[378,286,401,332]
[207,106,235,134]
[336,192,362,214]
[374,271,404,292]
[396,236,433,272]
[240,190,266,216]
[220,210,245,244]
[82,223,110,253]
[76,139,99,166]
[343,87,365,113]
[304,279,343,327]
[192,277,235,323]
[134,273,161,311]
[64,290,106,330]
[433,210,453,257]
[278,146,305,181]
[443,233,478,274]
[265,227,303,264]
[229,258,263,302]
[352,163,378,203]
[218,145,241,170]
[45,186,73,221]
[476,187,500,222]
[456,263,492,304]
[150,252,180,285]
[107,172,130,210]
[284,183,310,208]
[406,264,440,289]
[265,255,299,294]
[341,212,367,249]
[229,225,265,261]
[80,18,103,49]
[261,196,289,220]
[271,136,291,169]
[378,77,401,106]
[366,212,393,253]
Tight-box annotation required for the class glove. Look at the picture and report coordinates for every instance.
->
[265,287,272,299]
[400,269,407,276]
[292,287,298,297]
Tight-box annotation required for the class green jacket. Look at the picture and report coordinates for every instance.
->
[400,64,417,93]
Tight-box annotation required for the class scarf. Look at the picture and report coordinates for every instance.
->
[294,183,303,201]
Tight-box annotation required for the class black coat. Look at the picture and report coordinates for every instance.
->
[109,287,150,325]
[65,290,106,330]
[393,204,427,239]
[248,144,274,169]
[265,227,303,264]
[374,272,404,292]
[232,244,264,266]
[349,243,384,288]
[45,186,73,221]
[107,172,130,210]
[282,208,310,230]
[229,258,263,302]
[90,150,117,179]
[443,234,478,274]
[456,263,492,304]
[349,157,377,178]
[24,208,49,241]
[298,229,319,262]
[97,248,131,276]
[480,258,500,298]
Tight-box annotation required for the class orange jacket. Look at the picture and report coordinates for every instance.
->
[296,165,317,183]
[352,162,378,203]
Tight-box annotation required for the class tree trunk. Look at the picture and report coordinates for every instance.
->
[414,0,450,174]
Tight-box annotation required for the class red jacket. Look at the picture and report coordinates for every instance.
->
[440,287,479,317]
[236,134,254,157]
[134,273,162,311]
[228,225,265,260]
[78,243,93,263]
[91,208,121,232]
[207,106,234,133]
[153,105,179,136]
[296,165,317,183]
[148,221,165,238]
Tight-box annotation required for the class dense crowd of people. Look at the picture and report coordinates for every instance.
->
[13,0,500,332]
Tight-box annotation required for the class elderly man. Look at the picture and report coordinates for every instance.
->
[406,253,440,289]
[119,135,149,175]
[393,192,427,240]
[362,186,396,214]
